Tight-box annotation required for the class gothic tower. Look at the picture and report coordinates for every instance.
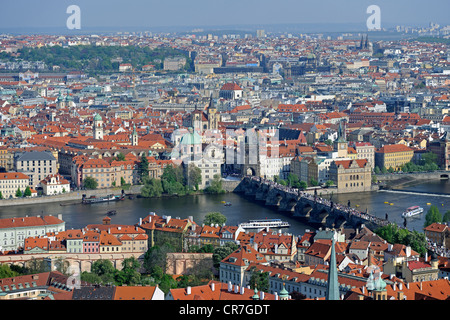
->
[207,94,218,131]
[93,113,103,140]
[325,235,340,300]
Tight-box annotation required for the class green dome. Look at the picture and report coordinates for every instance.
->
[279,284,289,298]
[180,128,201,145]
[93,113,102,121]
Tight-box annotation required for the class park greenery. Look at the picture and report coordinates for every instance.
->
[375,223,428,256]
[0,45,191,74]
[424,205,450,228]
[140,165,225,198]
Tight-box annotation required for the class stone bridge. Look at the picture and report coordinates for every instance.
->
[236,176,389,231]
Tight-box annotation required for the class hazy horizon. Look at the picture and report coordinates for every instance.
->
[0,0,449,35]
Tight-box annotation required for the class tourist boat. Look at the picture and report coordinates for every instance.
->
[239,219,290,229]
[82,194,124,204]
[224,202,232,206]
[402,206,424,218]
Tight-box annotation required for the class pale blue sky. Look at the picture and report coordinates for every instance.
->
[0,0,448,31]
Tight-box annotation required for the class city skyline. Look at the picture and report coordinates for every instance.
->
[0,0,449,34]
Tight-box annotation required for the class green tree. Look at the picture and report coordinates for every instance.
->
[138,155,149,182]
[309,178,319,187]
[299,180,308,190]
[203,212,227,226]
[187,164,202,191]
[204,174,225,194]
[91,259,115,277]
[248,266,269,293]
[24,186,32,197]
[424,205,442,228]
[15,188,22,198]
[0,264,19,279]
[374,166,381,174]
[115,152,126,161]
[212,242,238,269]
[83,176,98,190]
[140,178,163,197]
[143,243,175,275]
[443,210,450,223]
[325,180,335,187]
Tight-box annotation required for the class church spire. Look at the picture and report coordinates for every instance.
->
[326,234,340,300]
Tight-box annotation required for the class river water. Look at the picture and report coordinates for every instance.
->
[1,180,449,237]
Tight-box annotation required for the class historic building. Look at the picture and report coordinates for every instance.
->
[0,215,65,252]
[328,159,372,193]
[375,144,414,171]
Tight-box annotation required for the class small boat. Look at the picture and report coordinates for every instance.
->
[107,210,117,216]
[224,202,232,206]
[427,203,431,205]
[389,203,394,205]
[221,201,226,204]
[384,201,389,204]
[402,206,424,218]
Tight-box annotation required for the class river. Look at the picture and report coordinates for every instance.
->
[0,180,449,237]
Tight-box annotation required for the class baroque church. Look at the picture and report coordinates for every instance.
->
[182,94,219,133]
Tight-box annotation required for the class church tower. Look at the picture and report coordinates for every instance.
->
[334,120,348,158]
[325,235,340,300]
[131,124,138,146]
[207,94,218,131]
[93,113,103,140]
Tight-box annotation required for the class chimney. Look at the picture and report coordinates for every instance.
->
[398,282,403,291]
[260,291,265,300]
[274,292,278,300]
[228,282,232,292]
[211,282,215,292]
[397,291,404,300]
[235,285,239,294]
[58,214,62,220]
[139,217,142,225]
[240,286,245,295]
[405,246,411,257]
[186,286,191,295]
[358,295,365,300]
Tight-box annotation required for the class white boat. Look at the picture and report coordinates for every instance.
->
[402,206,424,218]
[239,219,290,229]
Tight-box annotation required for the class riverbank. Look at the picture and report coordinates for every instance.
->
[0,185,144,207]
[0,178,241,208]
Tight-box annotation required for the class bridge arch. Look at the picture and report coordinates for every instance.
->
[313,208,329,224]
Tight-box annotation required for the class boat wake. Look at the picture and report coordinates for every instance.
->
[379,189,450,198]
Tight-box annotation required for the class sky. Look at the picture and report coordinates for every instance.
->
[0,0,449,32]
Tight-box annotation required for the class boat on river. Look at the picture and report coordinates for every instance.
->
[239,218,290,229]
[82,194,124,204]
[402,206,424,218]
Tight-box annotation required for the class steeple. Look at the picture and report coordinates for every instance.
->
[325,234,340,300]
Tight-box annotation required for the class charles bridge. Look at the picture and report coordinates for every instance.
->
[234,176,390,231]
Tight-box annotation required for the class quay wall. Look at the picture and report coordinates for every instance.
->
[0,185,144,207]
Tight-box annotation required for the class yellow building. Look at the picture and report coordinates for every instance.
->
[375,144,414,171]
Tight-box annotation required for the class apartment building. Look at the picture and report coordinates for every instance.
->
[14,151,57,188]
[0,172,30,199]
[0,215,65,252]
